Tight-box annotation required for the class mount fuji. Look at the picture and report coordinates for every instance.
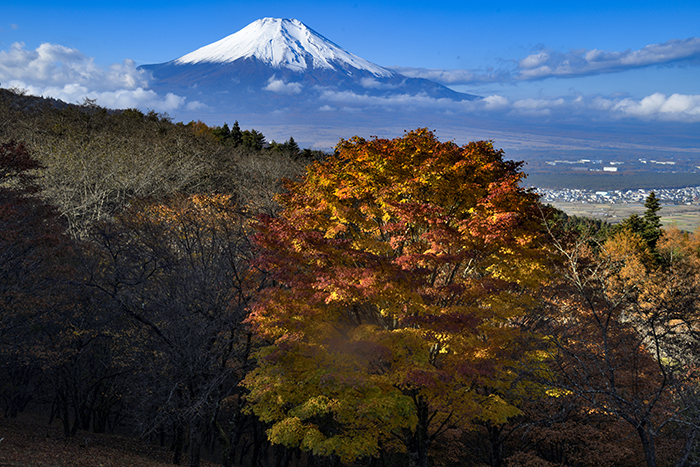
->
[140,18,477,122]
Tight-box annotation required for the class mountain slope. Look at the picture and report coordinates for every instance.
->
[173,17,393,78]
[140,18,477,117]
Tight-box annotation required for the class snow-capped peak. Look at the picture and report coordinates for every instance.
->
[174,18,394,78]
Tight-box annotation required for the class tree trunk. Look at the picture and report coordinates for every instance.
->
[188,420,202,467]
[637,425,657,467]
[488,424,504,467]
[675,428,696,467]
[408,440,430,467]
[407,396,431,467]
[216,397,245,467]
[251,419,262,467]
[408,417,430,466]
[172,423,185,465]
[273,444,288,467]
[60,394,71,438]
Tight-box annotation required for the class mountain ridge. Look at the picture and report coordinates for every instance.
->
[139,17,477,119]
[172,18,395,78]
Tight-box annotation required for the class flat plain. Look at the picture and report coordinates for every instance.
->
[550,202,700,232]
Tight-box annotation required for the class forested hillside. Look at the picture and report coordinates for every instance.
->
[1,88,699,467]
[0,88,323,237]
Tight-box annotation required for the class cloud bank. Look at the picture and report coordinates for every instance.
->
[517,37,700,80]
[390,37,700,85]
[0,42,198,113]
[316,88,700,123]
[387,66,509,86]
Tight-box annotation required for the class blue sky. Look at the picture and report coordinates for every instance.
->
[1,0,699,150]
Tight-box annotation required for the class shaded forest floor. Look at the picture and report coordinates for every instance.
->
[0,414,218,467]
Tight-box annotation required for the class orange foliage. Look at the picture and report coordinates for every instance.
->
[244,129,549,465]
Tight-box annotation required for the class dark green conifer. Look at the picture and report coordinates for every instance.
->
[230,120,243,147]
[285,136,300,155]
[617,191,663,263]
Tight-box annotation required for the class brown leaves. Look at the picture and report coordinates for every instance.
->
[0,141,43,188]
[541,223,700,467]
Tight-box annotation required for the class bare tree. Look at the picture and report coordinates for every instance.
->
[84,194,261,466]
[542,222,700,467]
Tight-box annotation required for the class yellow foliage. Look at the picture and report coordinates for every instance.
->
[245,129,551,463]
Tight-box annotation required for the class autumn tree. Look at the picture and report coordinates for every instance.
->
[481,391,641,467]
[542,220,700,467]
[654,226,700,464]
[244,129,548,467]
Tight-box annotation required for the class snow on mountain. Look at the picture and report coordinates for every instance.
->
[140,17,478,124]
[174,18,394,78]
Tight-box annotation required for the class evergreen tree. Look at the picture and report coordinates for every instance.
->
[230,120,243,147]
[284,136,300,155]
[619,213,646,235]
[241,129,265,150]
[616,192,663,262]
[642,192,662,245]
[212,122,231,144]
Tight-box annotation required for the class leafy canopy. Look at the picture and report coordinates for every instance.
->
[244,129,548,463]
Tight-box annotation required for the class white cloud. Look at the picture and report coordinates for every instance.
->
[483,95,509,109]
[517,37,700,80]
[387,66,510,86]
[359,77,400,89]
[317,86,700,124]
[502,92,700,122]
[590,96,615,111]
[0,41,195,113]
[519,52,550,70]
[0,42,149,90]
[5,80,191,113]
[318,89,478,114]
[263,76,303,94]
[186,100,208,111]
[97,89,185,112]
[388,37,700,86]
[608,93,700,121]
[511,97,566,116]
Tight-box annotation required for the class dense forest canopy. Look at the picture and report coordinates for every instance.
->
[1,88,699,467]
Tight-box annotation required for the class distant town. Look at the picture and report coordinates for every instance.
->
[524,153,700,201]
[535,186,700,205]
